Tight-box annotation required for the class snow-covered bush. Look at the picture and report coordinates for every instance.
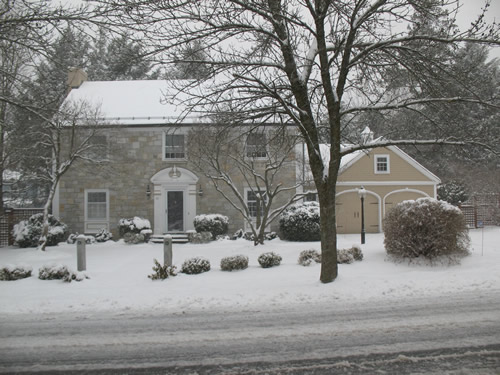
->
[220,255,249,271]
[384,198,470,263]
[180,257,211,274]
[38,264,88,282]
[298,249,321,266]
[437,180,468,206]
[148,259,177,280]
[348,245,363,261]
[67,233,95,245]
[118,217,151,236]
[193,214,229,240]
[118,217,151,243]
[13,214,67,248]
[258,252,282,268]
[279,202,320,241]
[337,249,354,264]
[0,265,32,281]
[95,228,113,242]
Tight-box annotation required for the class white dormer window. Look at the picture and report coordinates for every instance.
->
[164,134,185,160]
[375,155,390,174]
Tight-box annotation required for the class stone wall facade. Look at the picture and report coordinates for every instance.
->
[57,125,298,238]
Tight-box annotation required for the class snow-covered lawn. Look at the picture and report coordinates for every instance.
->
[0,228,499,315]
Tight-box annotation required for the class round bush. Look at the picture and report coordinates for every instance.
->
[220,255,248,271]
[194,214,229,239]
[258,252,282,268]
[298,249,321,266]
[13,213,67,248]
[279,202,320,241]
[384,198,470,263]
[180,257,211,274]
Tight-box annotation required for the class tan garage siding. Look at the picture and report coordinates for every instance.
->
[339,147,432,182]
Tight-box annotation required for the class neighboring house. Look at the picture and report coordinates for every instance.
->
[55,70,440,238]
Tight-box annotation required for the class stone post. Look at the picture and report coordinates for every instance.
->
[163,235,173,267]
[76,235,86,271]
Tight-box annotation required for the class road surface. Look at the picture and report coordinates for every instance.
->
[1,291,499,374]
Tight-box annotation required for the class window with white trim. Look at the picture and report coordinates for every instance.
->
[246,190,267,218]
[85,190,109,221]
[375,155,390,174]
[246,133,267,158]
[164,134,185,159]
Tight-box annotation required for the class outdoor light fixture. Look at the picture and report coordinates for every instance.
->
[146,184,151,198]
[198,185,204,197]
[358,186,367,244]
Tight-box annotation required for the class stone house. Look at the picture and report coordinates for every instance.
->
[54,70,440,238]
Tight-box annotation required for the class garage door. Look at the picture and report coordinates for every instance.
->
[336,192,380,234]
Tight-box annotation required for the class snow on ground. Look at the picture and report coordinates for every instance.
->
[0,228,499,315]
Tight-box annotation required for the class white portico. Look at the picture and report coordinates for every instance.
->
[150,167,199,235]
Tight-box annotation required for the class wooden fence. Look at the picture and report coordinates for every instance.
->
[459,194,500,228]
[0,208,44,247]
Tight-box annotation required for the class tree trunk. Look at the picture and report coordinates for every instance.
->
[318,181,338,283]
[38,179,57,251]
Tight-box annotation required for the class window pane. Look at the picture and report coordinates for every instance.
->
[165,134,185,158]
[376,157,388,172]
[246,133,267,158]
[247,190,266,217]
[87,191,107,220]
[88,192,106,203]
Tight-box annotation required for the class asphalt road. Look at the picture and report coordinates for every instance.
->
[1,291,499,374]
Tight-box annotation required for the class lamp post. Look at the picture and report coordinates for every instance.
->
[358,186,366,244]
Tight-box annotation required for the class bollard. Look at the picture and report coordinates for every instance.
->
[76,236,87,271]
[163,235,173,267]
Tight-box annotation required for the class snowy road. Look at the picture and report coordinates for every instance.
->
[0,290,499,374]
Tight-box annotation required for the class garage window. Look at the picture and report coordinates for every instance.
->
[375,155,390,174]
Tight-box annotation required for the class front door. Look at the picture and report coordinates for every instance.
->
[166,191,184,232]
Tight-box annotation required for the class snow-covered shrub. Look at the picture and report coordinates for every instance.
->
[180,257,211,275]
[95,228,113,242]
[265,232,278,241]
[258,252,282,268]
[13,213,67,248]
[193,214,229,240]
[437,180,468,206]
[220,255,249,271]
[279,202,320,241]
[337,249,354,264]
[384,198,470,263]
[123,232,145,244]
[232,229,245,240]
[148,259,177,280]
[349,245,363,261]
[0,265,32,281]
[119,217,151,243]
[38,264,88,282]
[298,249,321,266]
[118,217,151,236]
[188,231,212,244]
[67,233,95,245]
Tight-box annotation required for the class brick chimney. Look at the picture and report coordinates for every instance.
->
[67,67,87,90]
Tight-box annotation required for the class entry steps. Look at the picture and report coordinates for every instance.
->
[150,233,189,244]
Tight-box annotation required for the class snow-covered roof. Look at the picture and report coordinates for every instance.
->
[64,80,202,125]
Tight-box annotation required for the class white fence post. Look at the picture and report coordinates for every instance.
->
[163,235,173,267]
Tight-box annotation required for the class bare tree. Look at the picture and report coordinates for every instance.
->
[188,123,306,245]
[28,101,106,251]
[97,0,500,282]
